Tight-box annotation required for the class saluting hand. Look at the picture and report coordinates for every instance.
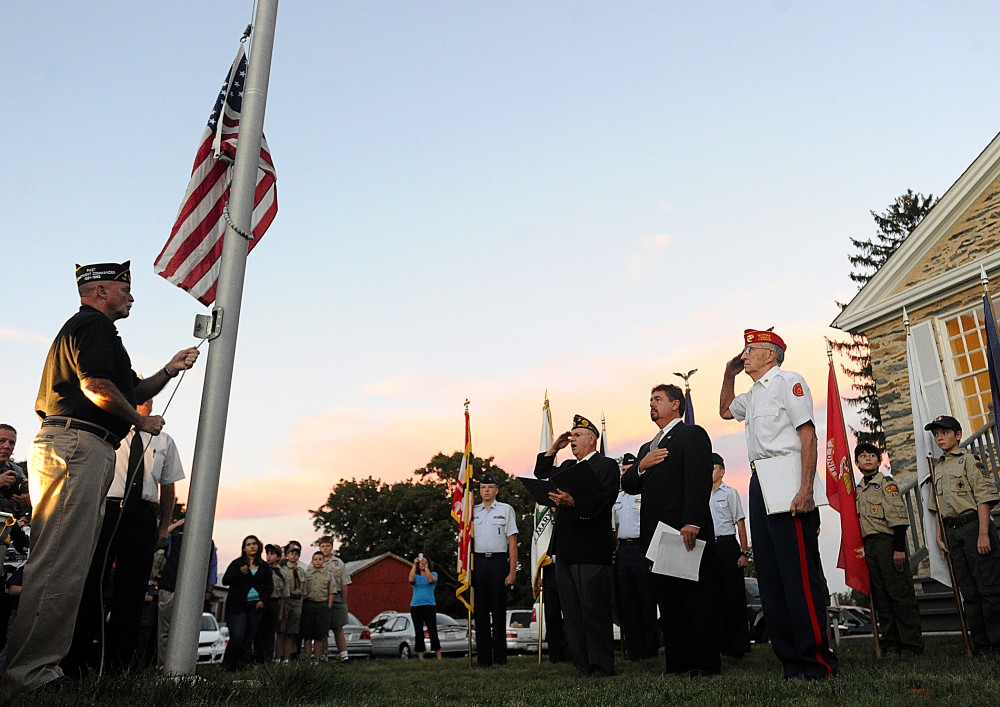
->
[724,353,745,377]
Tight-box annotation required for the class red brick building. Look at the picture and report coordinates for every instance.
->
[342,552,413,625]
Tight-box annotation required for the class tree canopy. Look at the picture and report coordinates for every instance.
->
[834,189,938,446]
[310,451,537,616]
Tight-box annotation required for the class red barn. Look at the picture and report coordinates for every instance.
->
[342,553,413,625]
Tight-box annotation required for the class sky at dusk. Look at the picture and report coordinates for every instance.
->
[5,2,1000,590]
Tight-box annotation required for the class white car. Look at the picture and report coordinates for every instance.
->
[526,602,621,652]
[197,612,227,663]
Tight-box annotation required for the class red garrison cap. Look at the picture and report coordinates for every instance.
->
[744,329,786,351]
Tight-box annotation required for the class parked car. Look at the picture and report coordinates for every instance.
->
[370,612,474,659]
[327,612,372,659]
[745,577,767,644]
[197,612,227,664]
[505,608,534,653]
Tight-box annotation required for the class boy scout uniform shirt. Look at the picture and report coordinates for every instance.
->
[473,500,518,553]
[270,564,290,599]
[728,365,813,462]
[928,448,1000,518]
[303,566,332,601]
[282,561,304,599]
[323,556,351,594]
[856,472,908,537]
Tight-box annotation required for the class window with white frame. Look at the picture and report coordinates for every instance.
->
[940,301,997,432]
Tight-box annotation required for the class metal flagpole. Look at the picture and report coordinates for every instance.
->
[537,585,544,664]
[163,0,280,676]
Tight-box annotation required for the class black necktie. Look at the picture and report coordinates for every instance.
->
[124,430,145,511]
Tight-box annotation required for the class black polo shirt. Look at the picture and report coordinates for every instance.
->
[34,305,138,439]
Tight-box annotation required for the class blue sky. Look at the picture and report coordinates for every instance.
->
[4,2,1000,588]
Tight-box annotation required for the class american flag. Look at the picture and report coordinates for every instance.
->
[155,45,277,305]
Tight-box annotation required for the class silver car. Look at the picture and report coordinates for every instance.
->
[327,612,372,659]
[370,612,474,659]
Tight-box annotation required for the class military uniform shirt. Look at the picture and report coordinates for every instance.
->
[729,365,813,462]
[473,500,518,553]
[710,482,745,537]
[613,491,642,540]
[856,472,908,537]
[928,448,1000,518]
[303,566,332,602]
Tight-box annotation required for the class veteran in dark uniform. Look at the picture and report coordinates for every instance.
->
[854,442,923,657]
[926,415,1000,653]
[623,384,720,676]
[613,452,659,661]
[534,415,619,678]
[471,474,519,666]
[4,262,199,692]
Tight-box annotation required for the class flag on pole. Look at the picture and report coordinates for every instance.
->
[906,318,951,586]
[981,278,1000,421]
[155,44,278,305]
[531,392,555,598]
[683,387,695,425]
[825,356,870,595]
[452,406,475,611]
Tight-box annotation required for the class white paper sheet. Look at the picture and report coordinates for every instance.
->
[753,455,829,515]
[644,521,705,581]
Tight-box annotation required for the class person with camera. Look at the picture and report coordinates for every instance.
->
[409,554,442,662]
[0,425,28,518]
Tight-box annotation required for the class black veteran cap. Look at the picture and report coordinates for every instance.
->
[621,452,637,466]
[572,414,598,436]
[712,453,725,468]
[76,261,131,285]
[924,415,962,433]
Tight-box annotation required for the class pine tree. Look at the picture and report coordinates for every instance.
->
[834,190,938,446]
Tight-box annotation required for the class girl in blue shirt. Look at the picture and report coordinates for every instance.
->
[409,555,441,661]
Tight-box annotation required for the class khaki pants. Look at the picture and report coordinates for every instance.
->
[5,427,116,690]
[157,589,176,667]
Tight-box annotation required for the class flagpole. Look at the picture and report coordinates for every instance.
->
[163,0,280,676]
[537,585,544,664]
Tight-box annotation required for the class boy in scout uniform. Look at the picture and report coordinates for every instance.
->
[301,551,334,661]
[854,442,923,657]
[926,415,1000,654]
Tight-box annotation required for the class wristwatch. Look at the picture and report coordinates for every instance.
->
[741,549,753,559]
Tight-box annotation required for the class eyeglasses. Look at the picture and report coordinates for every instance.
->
[743,345,771,355]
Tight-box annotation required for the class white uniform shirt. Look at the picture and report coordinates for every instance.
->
[728,365,813,462]
[473,500,518,553]
[613,491,642,540]
[108,429,185,503]
[710,483,745,537]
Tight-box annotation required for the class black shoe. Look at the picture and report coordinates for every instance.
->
[37,676,80,693]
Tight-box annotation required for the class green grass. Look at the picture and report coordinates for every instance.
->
[8,636,1000,706]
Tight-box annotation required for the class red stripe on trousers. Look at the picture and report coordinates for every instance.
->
[793,517,833,675]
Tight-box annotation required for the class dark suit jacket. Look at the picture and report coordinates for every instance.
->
[620,422,714,552]
[533,452,619,565]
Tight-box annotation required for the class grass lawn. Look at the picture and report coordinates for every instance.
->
[9,635,1000,706]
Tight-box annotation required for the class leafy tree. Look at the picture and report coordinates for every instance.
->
[834,190,938,446]
[310,451,536,616]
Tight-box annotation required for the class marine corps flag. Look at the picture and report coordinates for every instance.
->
[531,392,555,598]
[452,405,475,612]
[825,354,870,595]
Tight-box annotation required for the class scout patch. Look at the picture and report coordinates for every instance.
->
[870,505,879,514]
[885,483,899,494]
[792,383,804,397]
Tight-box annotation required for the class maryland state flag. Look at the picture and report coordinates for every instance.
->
[825,357,870,595]
[452,407,475,612]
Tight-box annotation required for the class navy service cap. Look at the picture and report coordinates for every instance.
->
[480,473,499,486]
[924,415,962,433]
[711,453,725,468]
[76,261,131,285]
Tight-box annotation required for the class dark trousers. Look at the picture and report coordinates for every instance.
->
[946,519,1000,651]
[223,605,264,670]
[472,554,508,666]
[64,501,157,675]
[556,561,614,677]
[714,535,751,657]
[541,563,567,663]
[863,533,923,653]
[410,604,441,653]
[254,597,281,662]
[654,541,721,675]
[615,541,659,660]
[749,474,837,678]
